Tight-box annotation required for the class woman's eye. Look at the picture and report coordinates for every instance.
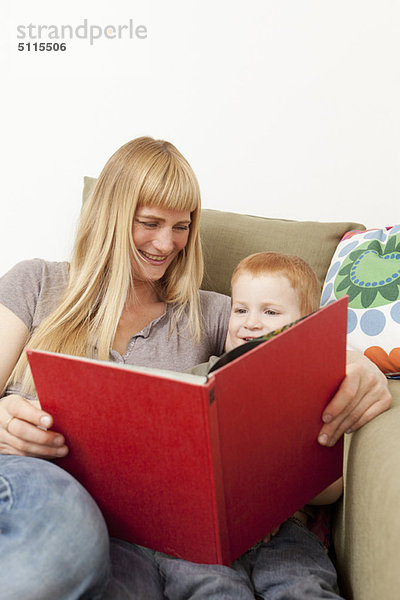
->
[136,220,158,228]
[173,225,190,231]
[234,308,247,314]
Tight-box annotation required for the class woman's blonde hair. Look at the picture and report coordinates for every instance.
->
[11,137,204,395]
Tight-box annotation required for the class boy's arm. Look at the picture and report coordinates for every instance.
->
[308,477,343,505]
[263,478,344,543]
[185,356,219,376]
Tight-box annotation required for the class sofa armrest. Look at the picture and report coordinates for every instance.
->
[333,380,400,600]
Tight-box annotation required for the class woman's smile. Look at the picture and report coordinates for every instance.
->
[138,249,170,264]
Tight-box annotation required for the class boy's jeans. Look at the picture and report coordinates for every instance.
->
[154,520,342,599]
[0,456,341,599]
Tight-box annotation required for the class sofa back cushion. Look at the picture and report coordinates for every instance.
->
[199,209,365,296]
[82,176,364,297]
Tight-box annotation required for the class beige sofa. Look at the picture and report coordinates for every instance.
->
[84,178,400,599]
[199,208,400,600]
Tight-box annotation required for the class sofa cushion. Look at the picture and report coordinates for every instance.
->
[199,209,364,296]
[82,176,365,296]
[320,226,400,373]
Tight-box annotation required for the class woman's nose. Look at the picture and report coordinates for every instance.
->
[152,228,174,253]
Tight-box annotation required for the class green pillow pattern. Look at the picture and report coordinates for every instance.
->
[321,226,400,374]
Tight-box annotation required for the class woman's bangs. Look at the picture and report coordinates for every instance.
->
[138,161,200,213]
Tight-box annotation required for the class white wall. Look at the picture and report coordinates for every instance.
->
[2,0,399,276]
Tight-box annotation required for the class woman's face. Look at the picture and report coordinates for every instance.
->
[132,206,191,282]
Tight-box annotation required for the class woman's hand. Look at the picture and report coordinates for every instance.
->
[318,351,392,447]
[0,394,68,458]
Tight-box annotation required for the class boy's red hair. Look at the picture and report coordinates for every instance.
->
[231,252,320,317]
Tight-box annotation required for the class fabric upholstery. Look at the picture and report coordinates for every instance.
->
[321,226,400,373]
[333,380,400,600]
[199,209,364,295]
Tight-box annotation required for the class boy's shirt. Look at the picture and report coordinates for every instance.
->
[186,355,219,376]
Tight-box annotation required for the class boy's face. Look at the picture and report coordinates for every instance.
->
[226,272,302,350]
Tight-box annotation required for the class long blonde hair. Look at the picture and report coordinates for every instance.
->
[11,137,204,395]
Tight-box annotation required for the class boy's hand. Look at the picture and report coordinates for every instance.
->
[262,524,281,543]
[318,351,392,447]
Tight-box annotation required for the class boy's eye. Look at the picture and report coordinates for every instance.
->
[264,309,278,315]
[234,308,247,314]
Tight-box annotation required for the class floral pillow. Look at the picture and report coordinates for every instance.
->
[320,225,400,374]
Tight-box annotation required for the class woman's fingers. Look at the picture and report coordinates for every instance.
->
[318,351,392,446]
[0,394,69,458]
[2,393,52,427]
[1,432,69,458]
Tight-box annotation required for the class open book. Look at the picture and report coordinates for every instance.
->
[27,296,347,565]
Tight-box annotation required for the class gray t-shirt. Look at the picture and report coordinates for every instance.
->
[0,259,230,397]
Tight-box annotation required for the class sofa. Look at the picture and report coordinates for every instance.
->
[199,208,400,600]
[84,177,400,600]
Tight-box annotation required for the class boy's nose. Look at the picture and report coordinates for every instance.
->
[244,315,262,329]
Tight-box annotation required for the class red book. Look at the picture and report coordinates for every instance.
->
[27,297,347,565]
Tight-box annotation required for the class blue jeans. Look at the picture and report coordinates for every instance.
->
[0,456,164,600]
[155,521,342,599]
[0,456,342,599]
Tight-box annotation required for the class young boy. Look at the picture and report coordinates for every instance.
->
[155,252,344,599]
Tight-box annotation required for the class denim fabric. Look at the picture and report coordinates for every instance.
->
[155,520,343,600]
[155,551,256,599]
[0,457,162,600]
[1,456,342,600]
[236,520,342,599]
[102,540,164,599]
[0,455,110,600]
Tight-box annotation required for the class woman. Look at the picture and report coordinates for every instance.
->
[0,137,391,599]
[0,137,229,599]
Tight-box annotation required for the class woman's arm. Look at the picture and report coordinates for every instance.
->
[0,303,29,391]
[318,350,392,447]
[0,303,68,458]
